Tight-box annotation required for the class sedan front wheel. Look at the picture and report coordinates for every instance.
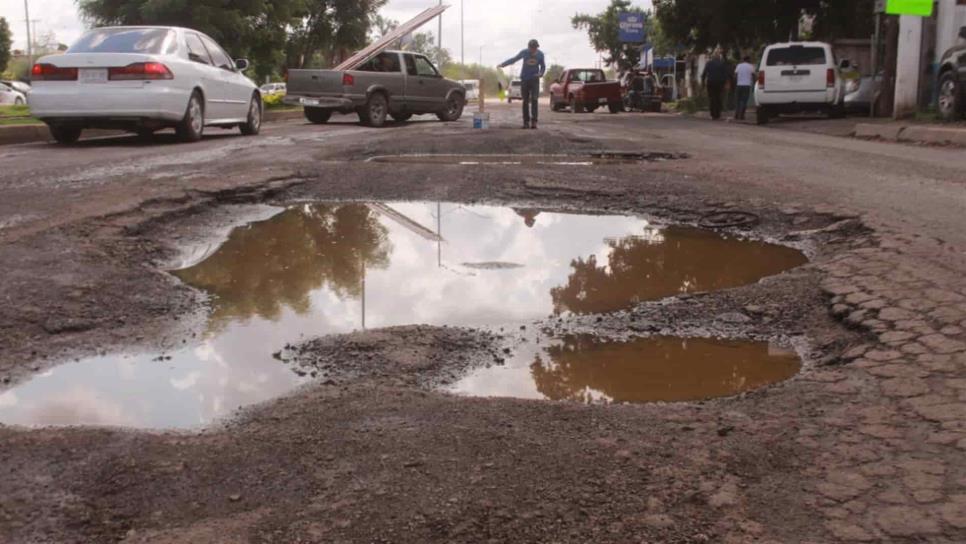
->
[240,94,262,136]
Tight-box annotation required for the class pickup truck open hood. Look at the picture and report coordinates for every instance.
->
[334,4,449,71]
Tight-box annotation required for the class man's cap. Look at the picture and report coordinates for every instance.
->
[528,39,540,48]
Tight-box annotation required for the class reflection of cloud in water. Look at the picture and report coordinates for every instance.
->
[26,387,135,427]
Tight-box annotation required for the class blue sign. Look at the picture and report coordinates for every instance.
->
[653,57,676,69]
[618,12,646,43]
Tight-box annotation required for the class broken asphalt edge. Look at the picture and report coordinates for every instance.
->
[855,122,966,147]
[0,109,306,147]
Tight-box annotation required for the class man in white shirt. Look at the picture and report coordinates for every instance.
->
[734,56,756,121]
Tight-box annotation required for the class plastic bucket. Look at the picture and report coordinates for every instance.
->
[473,112,490,129]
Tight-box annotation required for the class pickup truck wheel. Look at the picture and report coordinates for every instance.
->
[570,96,584,114]
[391,112,413,123]
[938,72,961,122]
[756,106,770,125]
[49,125,82,145]
[359,93,388,127]
[438,95,464,122]
[176,91,205,142]
[240,93,262,135]
[304,107,331,124]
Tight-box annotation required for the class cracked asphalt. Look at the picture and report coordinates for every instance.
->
[2,102,966,543]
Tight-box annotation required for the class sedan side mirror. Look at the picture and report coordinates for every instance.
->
[234,58,250,71]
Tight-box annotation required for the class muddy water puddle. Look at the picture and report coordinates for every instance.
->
[0,202,805,428]
[367,152,682,166]
[450,336,801,403]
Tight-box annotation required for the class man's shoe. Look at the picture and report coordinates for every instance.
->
[531,122,538,129]
[523,121,530,129]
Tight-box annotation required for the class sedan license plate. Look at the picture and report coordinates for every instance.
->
[80,69,108,84]
[300,98,320,106]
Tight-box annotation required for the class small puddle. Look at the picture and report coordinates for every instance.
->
[366,152,682,165]
[450,335,801,403]
[0,202,805,429]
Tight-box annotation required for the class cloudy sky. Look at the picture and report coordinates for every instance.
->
[1,0,652,68]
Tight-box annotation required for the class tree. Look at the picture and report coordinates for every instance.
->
[572,0,649,72]
[442,63,505,96]
[543,64,565,89]
[0,18,11,75]
[403,32,450,67]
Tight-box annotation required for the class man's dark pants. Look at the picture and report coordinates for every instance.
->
[707,81,725,120]
[735,85,751,120]
[521,78,540,125]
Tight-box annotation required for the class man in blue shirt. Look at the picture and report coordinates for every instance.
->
[499,39,546,129]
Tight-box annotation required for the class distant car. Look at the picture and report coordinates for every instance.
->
[620,71,662,112]
[460,80,480,102]
[0,82,26,105]
[937,26,966,122]
[550,68,622,113]
[29,26,262,144]
[842,60,883,115]
[260,82,286,97]
[1,80,31,95]
[507,79,522,102]
[754,41,846,125]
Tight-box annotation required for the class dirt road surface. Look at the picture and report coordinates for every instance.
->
[2,102,966,543]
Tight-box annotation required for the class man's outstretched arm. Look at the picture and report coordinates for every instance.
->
[499,50,524,68]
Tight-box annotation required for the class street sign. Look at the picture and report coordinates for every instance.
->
[882,0,934,16]
[618,12,646,43]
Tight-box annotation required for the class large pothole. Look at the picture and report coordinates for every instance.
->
[0,201,808,429]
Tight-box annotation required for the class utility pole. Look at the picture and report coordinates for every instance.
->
[461,0,464,66]
[23,0,33,71]
[437,0,443,68]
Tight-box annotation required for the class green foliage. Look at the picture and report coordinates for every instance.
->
[0,18,11,74]
[78,0,387,81]
[572,0,650,72]
[403,32,450,67]
[654,0,875,54]
[543,64,565,89]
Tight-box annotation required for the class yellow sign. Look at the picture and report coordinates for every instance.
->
[886,0,934,16]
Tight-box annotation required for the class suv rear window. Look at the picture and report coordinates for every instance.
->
[69,28,173,54]
[766,46,827,66]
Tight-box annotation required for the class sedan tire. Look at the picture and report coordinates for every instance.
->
[176,91,205,143]
[240,93,262,136]
[15,97,24,106]
[938,71,962,122]
[359,93,388,127]
[49,125,82,145]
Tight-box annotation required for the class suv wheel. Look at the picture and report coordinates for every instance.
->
[938,72,961,122]
[359,93,388,127]
[756,106,770,125]
[49,125,82,145]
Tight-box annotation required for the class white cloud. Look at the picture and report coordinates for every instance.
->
[1,0,653,69]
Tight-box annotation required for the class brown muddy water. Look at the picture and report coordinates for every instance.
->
[450,336,801,403]
[0,202,806,429]
[366,152,683,165]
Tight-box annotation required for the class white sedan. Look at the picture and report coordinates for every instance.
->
[0,82,26,105]
[29,26,262,144]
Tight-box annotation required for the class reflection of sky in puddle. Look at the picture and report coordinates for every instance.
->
[0,203,806,429]
[451,336,802,403]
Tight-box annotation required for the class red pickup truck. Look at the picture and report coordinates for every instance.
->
[549,69,623,114]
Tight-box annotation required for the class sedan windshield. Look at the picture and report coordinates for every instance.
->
[69,28,174,54]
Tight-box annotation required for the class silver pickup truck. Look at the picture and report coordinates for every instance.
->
[285,51,466,127]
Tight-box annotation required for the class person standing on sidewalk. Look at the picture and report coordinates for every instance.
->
[734,56,756,120]
[701,51,730,120]
[499,39,546,129]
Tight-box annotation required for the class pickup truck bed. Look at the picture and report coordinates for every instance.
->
[549,69,623,114]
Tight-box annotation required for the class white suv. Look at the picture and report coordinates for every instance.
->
[754,42,845,125]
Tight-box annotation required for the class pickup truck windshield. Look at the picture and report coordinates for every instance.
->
[766,47,827,66]
[358,52,401,73]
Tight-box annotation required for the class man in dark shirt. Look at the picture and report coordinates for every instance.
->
[701,52,731,120]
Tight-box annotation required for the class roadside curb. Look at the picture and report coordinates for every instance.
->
[855,122,966,147]
[0,108,305,147]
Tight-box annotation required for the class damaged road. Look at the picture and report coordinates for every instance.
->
[2,104,966,542]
